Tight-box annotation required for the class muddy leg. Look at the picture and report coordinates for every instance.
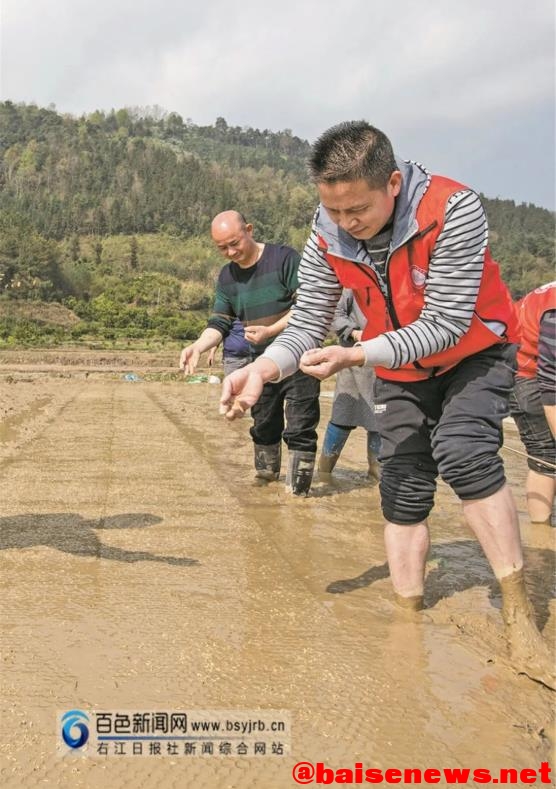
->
[384,520,429,605]
[463,485,554,688]
[501,568,556,690]
[393,593,424,611]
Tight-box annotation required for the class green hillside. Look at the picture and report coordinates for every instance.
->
[0,101,554,347]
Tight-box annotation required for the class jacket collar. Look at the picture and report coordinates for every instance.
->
[316,159,431,261]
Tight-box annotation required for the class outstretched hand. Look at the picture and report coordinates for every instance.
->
[299,345,364,380]
[179,344,201,375]
[207,346,217,367]
[219,366,265,420]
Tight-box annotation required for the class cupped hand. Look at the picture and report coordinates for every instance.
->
[220,365,265,420]
[299,345,361,380]
[244,325,270,345]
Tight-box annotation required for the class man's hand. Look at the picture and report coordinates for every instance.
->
[219,365,266,420]
[244,325,271,345]
[299,345,365,380]
[351,329,363,342]
[207,347,217,367]
[179,343,201,375]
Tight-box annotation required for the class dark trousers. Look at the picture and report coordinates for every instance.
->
[509,376,555,475]
[250,369,320,453]
[374,344,517,524]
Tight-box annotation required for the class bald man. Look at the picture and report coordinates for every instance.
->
[179,211,320,495]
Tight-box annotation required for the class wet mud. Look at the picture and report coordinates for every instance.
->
[0,353,554,788]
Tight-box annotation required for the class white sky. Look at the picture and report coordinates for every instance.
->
[1,0,554,208]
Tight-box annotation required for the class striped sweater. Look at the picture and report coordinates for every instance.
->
[262,161,495,379]
[207,243,300,354]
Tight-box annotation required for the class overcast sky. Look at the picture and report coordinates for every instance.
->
[1,0,554,209]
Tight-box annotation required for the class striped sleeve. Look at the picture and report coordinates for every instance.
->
[362,189,488,368]
[261,225,343,378]
[207,277,235,336]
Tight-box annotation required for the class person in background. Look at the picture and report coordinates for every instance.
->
[207,318,252,377]
[219,121,553,687]
[318,289,380,481]
[509,281,556,525]
[180,211,320,496]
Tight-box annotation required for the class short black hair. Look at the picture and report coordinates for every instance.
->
[309,121,397,188]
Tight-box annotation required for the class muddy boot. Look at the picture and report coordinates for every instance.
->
[367,431,381,481]
[318,451,340,475]
[318,423,350,477]
[254,443,281,482]
[285,450,316,496]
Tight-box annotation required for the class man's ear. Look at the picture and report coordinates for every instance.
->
[389,171,402,197]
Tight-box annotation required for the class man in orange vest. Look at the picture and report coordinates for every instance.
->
[509,282,556,524]
[219,121,552,687]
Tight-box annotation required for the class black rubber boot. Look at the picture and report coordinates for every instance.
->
[285,450,316,496]
[254,443,281,481]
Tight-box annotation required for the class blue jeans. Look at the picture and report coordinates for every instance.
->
[322,422,381,458]
[250,370,320,453]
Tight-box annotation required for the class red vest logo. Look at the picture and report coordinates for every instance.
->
[410,266,427,288]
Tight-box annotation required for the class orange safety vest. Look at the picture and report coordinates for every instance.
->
[515,282,556,379]
[318,176,519,382]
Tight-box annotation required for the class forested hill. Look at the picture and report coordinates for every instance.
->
[0,102,313,239]
[0,101,554,346]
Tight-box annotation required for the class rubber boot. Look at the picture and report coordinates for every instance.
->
[285,450,316,496]
[254,443,281,481]
[318,423,351,475]
[367,430,381,481]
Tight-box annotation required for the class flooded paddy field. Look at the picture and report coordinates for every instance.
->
[0,351,554,788]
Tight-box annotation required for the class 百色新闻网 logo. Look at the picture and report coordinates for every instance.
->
[61,710,90,749]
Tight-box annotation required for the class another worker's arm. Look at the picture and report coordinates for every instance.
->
[179,328,224,375]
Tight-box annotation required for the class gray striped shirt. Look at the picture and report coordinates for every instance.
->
[263,189,492,378]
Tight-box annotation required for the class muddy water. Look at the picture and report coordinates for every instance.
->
[0,370,554,788]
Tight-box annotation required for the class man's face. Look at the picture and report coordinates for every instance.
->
[318,174,401,240]
[211,222,256,266]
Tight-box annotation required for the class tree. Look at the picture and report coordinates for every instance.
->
[70,234,80,262]
[129,236,138,269]
[94,238,103,266]
[215,117,228,135]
